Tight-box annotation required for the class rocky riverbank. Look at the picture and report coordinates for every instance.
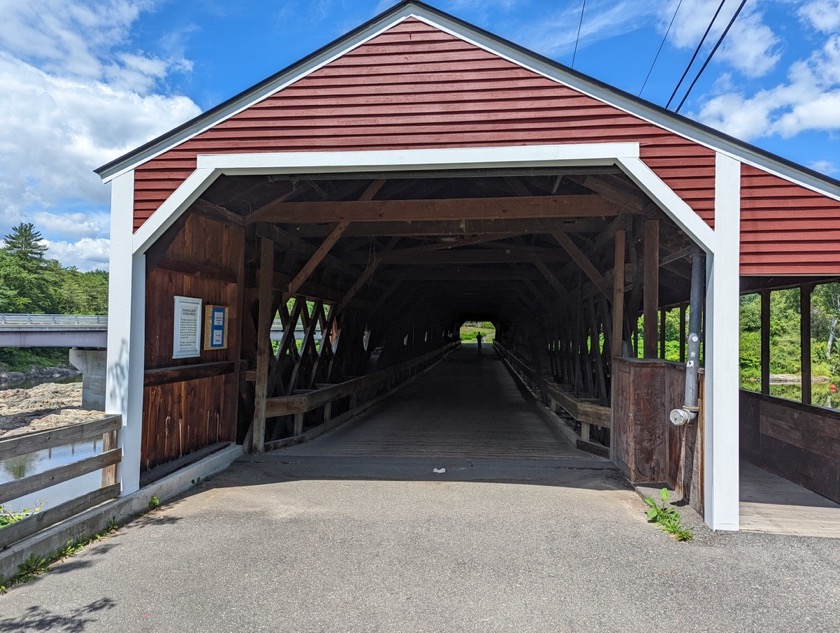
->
[0,382,102,438]
[0,366,80,389]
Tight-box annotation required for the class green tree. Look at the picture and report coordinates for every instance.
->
[3,222,47,265]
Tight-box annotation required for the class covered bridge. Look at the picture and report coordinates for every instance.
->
[96,1,840,531]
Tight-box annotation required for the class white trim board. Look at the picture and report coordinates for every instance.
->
[133,144,716,256]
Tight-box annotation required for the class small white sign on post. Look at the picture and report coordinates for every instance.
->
[173,296,202,359]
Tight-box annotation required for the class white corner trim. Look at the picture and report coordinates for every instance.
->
[617,157,717,252]
[197,143,641,175]
[105,171,145,496]
[704,152,741,532]
[132,167,219,255]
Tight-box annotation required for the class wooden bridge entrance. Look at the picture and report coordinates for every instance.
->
[95,2,840,531]
[282,345,593,461]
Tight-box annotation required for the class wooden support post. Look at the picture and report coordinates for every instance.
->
[643,219,659,358]
[760,290,771,395]
[251,237,274,453]
[801,284,812,405]
[588,297,608,405]
[293,412,304,436]
[679,303,687,363]
[611,228,626,359]
[659,307,667,359]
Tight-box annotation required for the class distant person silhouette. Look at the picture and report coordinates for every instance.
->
[476,331,483,354]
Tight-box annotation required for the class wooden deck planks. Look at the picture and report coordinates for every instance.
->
[739,461,840,538]
[282,347,590,460]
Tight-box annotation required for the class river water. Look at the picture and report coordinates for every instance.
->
[0,437,104,513]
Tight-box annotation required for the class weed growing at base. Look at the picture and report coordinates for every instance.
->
[0,519,119,594]
[644,488,694,542]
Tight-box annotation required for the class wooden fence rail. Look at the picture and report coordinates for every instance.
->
[494,341,611,443]
[0,415,121,550]
[264,342,459,449]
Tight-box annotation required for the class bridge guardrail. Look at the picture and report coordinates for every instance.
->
[0,314,109,328]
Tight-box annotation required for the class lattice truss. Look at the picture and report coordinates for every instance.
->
[267,297,341,398]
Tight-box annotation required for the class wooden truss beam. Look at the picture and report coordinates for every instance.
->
[247,194,620,225]
[286,220,350,298]
[338,237,400,313]
[550,229,608,297]
[290,218,604,237]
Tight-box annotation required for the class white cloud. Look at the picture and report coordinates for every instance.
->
[799,0,840,34]
[0,0,202,267]
[0,53,200,222]
[517,0,660,59]
[43,238,111,272]
[664,0,781,78]
[694,33,840,140]
[32,211,108,240]
[810,160,838,176]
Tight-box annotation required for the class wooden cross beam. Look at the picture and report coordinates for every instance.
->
[285,220,350,298]
[247,194,619,224]
[290,218,603,237]
[532,260,571,302]
[550,229,609,297]
[338,237,400,313]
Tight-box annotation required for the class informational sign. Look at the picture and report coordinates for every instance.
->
[204,305,229,351]
[173,296,202,359]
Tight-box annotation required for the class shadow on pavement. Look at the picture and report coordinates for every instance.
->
[0,597,116,632]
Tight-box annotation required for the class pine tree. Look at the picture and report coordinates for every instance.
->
[3,222,47,267]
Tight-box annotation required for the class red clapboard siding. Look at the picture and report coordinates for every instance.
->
[740,165,840,275]
[132,17,840,276]
[133,18,717,233]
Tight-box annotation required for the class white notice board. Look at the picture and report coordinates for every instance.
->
[173,296,202,359]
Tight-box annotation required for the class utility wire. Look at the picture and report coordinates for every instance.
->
[571,0,587,68]
[665,0,727,109]
[675,0,748,112]
[639,0,684,97]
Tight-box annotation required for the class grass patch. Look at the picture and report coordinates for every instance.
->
[0,347,70,372]
[0,505,40,529]
[644,488,694,542]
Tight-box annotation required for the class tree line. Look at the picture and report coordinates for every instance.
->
[0,223,108,315]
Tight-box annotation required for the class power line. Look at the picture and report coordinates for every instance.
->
[639,0,684,97]
[675,0,748,113]
[571,0,587,68]
[665,0,727,109]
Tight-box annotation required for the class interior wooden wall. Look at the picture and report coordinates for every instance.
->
[741,390,839,504]
[142,212,244,472]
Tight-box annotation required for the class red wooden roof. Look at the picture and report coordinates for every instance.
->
[99,1,840,276]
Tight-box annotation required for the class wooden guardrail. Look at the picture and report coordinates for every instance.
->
[0,416,121,550]
[494,341,611,443]
[264,342,460,449]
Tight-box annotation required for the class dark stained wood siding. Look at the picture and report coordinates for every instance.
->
[740,165,840,275]
[133,19,715,229]
[142,213,244,472]
[612,358,702,513]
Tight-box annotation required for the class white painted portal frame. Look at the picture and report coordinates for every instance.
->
[107,144,739,530]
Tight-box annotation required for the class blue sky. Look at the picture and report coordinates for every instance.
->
[0,0,838,270]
